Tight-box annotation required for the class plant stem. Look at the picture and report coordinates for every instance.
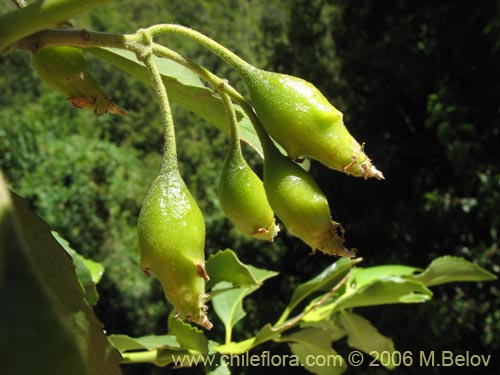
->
[140,39,178,174]
[13,28,134,52]
[0,0,113,52]
[219,91,242,160]
[151,43,247,102]
[214,269,352,355]
[145,24,256,79]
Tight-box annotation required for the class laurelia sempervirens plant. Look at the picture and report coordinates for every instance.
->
[12,21,378,326]
[2,3,496,374]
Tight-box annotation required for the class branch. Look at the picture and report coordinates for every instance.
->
[0,0,113,52]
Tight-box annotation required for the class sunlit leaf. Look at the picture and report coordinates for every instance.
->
[109,334,180,352]
[205,249,259,289]
[286,258,360,316]
[52,231,104,306]
[412,256,497,286]
[332,276,432,311]
[211,265,277,346]
[347,265,421,289]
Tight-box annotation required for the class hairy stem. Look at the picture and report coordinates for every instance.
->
[219,91,242,159]
[145,24,255,78]
[140,39,178,174]
[0,0,113,51]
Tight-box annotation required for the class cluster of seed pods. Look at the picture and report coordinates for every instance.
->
[31,43,382,330]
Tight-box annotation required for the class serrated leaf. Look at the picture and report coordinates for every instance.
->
[0,178,122,375]
[283,328,347,375]
[339,311,396,369]
[412,256,497,287]
[286,258,360,316]
[87,47,262,156]
[52,231,104,306]
[168,312,209,355]
[332,276,432,311]
[205,249,259,289]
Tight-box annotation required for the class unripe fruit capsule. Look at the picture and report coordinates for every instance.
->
[263,145,355,257]
[31,46,125,116]
[137,170,212,329]
[240,67,383,179]
[218,148,279,241]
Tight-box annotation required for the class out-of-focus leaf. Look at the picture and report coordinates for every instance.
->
[0,176,122,375]
[412,256,497,286]
[282,328,347,375]
[0,176,88,375]
[301,312,346,342]
[52,231,104,306]
[339,311,396,369]
[205,249,259,289]
[87,47,263,156]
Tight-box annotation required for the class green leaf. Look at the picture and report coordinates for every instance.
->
[0,177,122,375]
[211,264,277,346]
[286,258,361,316]
[412,256,497,287]
[87,47,263,156]
[109,334,180,352]
[339,311,396,369]
[332,274,432,311]
[52,231,104,306]
[205,249,259,289]
[168,312,209,355]
[1,177,87,375]
[348,265,421,289]
[300,313,346,342]
[212,282,247,335]
[282,328,347,375]
[0,0,112,52]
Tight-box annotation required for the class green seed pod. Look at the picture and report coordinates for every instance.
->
[218,91,278,241]
[137,170,212,329]
[219,148,279,241]
[263,144,355,257]
[240,67,383,180]
[31,46,125,116]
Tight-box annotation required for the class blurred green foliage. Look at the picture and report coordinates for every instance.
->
[1,0,499,374]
